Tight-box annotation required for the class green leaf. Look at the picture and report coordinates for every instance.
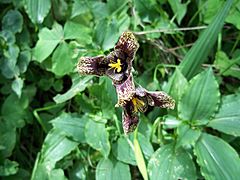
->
[49,169,67,180]
[148,143,197,180]
[11,77,24,98]
[178,68,220,121]
[2,10,23,34]
[113,133,154,165]
[24,0,51,24]
[208,94,240,136]
[85,119,110,158]
[96,157,131,180]
[176,123,201,149]
[33,22,63,62]
[179,0,233,79]
[63,21,92,44]
[17,50,31,73]
[214,51,240,79]
[134,131,148,180]
[0,159,19,176]
[39,129,78,169]
[51,113,88,143]
[194,133,240,180]
[53,76,92,104]
[168,0,189,24]
[164,68,188,105]
[51,42,74,76]
[71,0,89,18]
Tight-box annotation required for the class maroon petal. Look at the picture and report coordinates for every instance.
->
[146,91,175,109]
[122,101,139,134]
[115,32,139,60]
[77,56,107,76]
[115,75,135,107]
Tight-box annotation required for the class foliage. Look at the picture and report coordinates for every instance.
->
[0,0,240,179]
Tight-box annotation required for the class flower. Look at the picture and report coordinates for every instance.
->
[119,85,175,134]
[77,32,139,84]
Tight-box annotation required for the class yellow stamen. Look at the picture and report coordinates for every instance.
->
[132,97,145,113]
[108,59,122,73]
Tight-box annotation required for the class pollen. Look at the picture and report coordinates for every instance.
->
[132,97,145,113]
[108,59,122,73]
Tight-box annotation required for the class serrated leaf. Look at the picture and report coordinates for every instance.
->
[25,0,51,24]
[176,123,201,149]
[113,133,154,165]
[85,119,110,158]
[2,10,23,34]
[96,157,131,180]
[51,42,74,76]
[179,0,233,79]
[178,68,220,121]
[33,22,63,62]
[148,143,197,180]
[11,77,24,98]
[40,129,78,169]
[194,133,240,180]
[208,94,240,136]
[51,113,88,143]
[53,76,92,104]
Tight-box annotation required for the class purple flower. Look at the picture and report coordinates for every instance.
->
[77,32,139,84]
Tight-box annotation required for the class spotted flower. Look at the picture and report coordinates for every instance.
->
[116,77,175,133]
[77,31,139,84]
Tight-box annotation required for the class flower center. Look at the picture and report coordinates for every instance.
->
[108,59,122,73]
[132,97,146,113]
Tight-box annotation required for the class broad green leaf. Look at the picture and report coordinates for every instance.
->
[134,131,148,180]
[64,21,92,44]
[33,22,63,62]
[208,94,240,136]
[176,123,201,149]
[178,68,220,121]
[40,129,78,169]
[168,0,189,24]
[49,169,66,180]
[25,0,51,24]
[164,68,188,105]
[91,1,109,21]
[53,76,92,104]
[96,157,131,180]
[194,133,240,180]
[0,159,19,176]
[11,77,24,98]
[162,115,181,129]
[148,143,197,180]
[71,0,89,18]
[0,44,20,79]
[179,0,233,79]
[17,50,31,73]
[113,133,154,165]
[214,51,240,79]
[51,113,88,143]
[51,42,74,76]
[2,10,23,34]
[85,119,110,158]
[0,121,16,159]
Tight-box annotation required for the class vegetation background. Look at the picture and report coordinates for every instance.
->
[0,0,240,179]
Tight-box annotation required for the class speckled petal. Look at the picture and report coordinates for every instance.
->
[77,56,107,76]
[146,91,175,109]
[115,75,135,106]
[114,31,139,60]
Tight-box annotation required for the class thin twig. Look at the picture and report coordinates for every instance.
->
[133,26,207,35]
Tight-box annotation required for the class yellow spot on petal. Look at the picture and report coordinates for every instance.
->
[132,97,145,113]
[108,59,122,73]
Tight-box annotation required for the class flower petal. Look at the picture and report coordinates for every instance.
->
[146,91,175,109]
[122,102,139,134]
[115,75,135,106]
[77,56,107,76]
[114,31,139,61]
